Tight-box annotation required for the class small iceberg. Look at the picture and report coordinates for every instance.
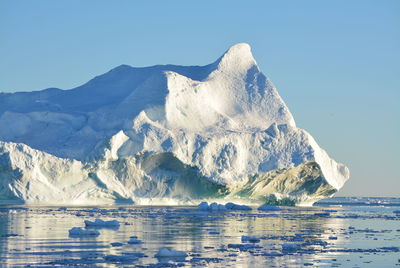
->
[84,219,120,228]
[197,201,210,211]
[210,202,227,211]
[258,204,282,211]
[128,236,142,244]
[198,202,226,211]
[155,248,188,258]
[68,227,100,237]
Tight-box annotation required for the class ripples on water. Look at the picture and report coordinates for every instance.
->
[0,197,399,267]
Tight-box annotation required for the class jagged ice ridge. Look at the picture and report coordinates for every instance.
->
[0,43,349,205]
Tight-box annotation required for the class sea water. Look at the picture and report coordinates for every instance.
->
[0,197,399,267]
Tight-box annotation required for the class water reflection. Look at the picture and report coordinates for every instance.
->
[0,205,397,267]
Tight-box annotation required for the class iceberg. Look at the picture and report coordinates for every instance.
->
[0,43,349,205]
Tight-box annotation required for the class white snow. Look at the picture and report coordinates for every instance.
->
[0,43,350,205]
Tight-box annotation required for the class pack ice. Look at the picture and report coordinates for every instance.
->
[0,43,349,205]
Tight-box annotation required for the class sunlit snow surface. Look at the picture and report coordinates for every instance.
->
[0,43,349,205]
[0,197,399,267]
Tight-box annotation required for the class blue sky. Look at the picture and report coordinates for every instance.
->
[1,0,399,196]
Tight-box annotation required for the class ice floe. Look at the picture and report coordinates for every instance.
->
[84,218,120,228]
[241,236,261,243]
[155,248,188,258]
[128,236,142,244]
[68,227,100,237]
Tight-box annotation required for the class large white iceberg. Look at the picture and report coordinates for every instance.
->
[0,43,349,205]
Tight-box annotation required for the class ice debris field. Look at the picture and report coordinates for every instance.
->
[0,43,349,206]
[0,197,399,267]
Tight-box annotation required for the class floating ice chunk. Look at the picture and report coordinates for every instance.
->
[218,204,227,211]
[258,204,282,211]
[68,227,100,237]
[84,219,120,228]
[241,236,260,243]
[155,248,188,258]
[209,202,227,211]
[209,202,219,211]
[225,202,252,211]
[282,243,300,252]
[128,236,142,244]
[224,202,235,210]
[197,202,209,210]
[197,202,228,212]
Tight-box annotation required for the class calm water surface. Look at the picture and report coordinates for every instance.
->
[0,197,399,267]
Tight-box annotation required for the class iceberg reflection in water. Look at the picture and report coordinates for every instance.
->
[0,197,399,267]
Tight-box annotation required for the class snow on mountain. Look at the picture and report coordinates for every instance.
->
[0,43,349,205]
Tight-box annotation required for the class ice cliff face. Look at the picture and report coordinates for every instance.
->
[0,43,349,205]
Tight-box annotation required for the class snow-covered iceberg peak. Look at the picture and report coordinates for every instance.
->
[164,43,295,133]
[0,43,349,205]
[213,42,257,75]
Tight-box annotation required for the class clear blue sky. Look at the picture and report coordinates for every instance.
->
[1,0,399,197]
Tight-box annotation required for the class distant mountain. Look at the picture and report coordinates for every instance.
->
[0,43,349,205]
